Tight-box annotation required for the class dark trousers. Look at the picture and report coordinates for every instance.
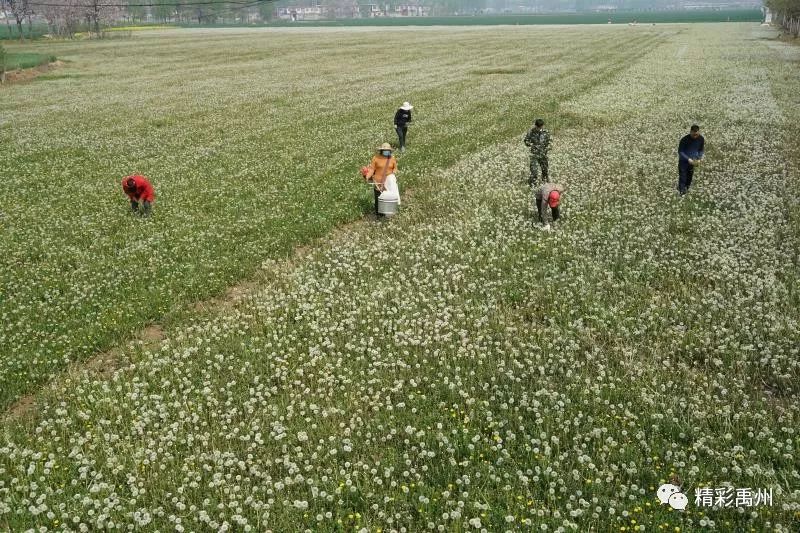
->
[396,124,408,148]
[529,155,549,185]
[678,163,694,194]
[535,195,560,222]
[374,187,384,217]
[131,199,152,216]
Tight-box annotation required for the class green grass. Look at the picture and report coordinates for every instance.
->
[106,24,178,31]
[1,51,55,70]
[0,23,49,40]
[0,24,798,531]
[0,25,667,411]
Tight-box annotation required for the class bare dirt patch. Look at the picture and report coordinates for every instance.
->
[4,394,36,422]
[142,324,165,343]
[2,60,64,84]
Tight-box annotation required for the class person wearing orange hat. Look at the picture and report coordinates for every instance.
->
[363,142,398,217]
[121,174,155,217]
[535,182,565,228]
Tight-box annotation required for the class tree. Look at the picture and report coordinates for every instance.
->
[258,1,273,22]
[6,0,25,41]
[765,0,800,35]
[126,0,146,22]
[39,0,84,37]
[152,1,172,22]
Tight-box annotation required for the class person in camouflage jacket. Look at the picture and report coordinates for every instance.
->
[524,118,551,186]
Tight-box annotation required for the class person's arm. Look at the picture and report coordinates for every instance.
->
[366,156,377,180]
[143,183,155,202]
[524,129,533,147]
[544,131,551,151]
[697,137,705,160]
[394,109,402,126]
[678,136,691,163]
[539,191,550,224]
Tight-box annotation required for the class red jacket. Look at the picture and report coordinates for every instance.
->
[122,175,155,202]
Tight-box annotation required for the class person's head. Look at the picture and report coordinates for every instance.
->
[124,177,137,193]
[534,118,544,128]
[400,102,413,111]
[379,142,393,157]
[548,190,561,208]
[690,124,700,139]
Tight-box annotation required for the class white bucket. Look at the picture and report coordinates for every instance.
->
[378,198,399,216]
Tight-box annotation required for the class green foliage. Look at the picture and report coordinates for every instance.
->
[126,0,147,22]
[765,0,800,17]
[0,23,49,40]
[1,52,53,70]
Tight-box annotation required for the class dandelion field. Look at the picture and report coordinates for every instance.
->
[2,24,800,531]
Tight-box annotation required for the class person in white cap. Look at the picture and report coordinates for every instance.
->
[394,102,413,152]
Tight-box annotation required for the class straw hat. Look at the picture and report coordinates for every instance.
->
[378,142,393,152]
[400,102,413,110]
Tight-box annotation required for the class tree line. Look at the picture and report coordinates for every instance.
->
[765,0,800,35]
[1,0,782,40]
[1,0,123,39]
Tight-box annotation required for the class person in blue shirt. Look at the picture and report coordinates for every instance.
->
[677,124,705,195]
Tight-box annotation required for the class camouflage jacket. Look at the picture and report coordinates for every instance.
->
[524,127,551,156]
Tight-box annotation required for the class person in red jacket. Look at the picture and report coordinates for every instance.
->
[122,175,155,217]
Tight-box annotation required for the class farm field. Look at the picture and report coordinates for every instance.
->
[1,23,800,530]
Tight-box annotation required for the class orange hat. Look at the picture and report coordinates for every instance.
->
[548,190,561,208]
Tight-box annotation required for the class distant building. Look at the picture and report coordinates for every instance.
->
[394,4,431,16]
[276,5,325,20]
[359,4,384,17]
[594,5,617,12]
